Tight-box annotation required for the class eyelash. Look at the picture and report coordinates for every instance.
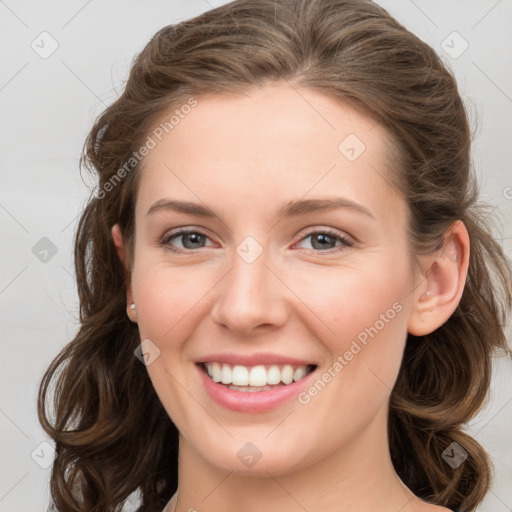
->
[160,227,354,254]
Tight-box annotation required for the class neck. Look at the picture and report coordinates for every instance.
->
[170,407,423,512]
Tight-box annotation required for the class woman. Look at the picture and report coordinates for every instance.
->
[38,1,512,511]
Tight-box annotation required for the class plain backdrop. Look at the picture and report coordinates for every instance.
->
[1,1,511,511]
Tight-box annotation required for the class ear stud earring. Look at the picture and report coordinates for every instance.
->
[130,304,136,310]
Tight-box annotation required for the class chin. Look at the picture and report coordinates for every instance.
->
[191,434,315,477]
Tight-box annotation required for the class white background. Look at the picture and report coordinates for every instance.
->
[1,1,511,511]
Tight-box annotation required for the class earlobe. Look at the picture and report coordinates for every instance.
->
[111,224,137,323]
[407,220,470,336]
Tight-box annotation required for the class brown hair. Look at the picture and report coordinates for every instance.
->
[38,1,512,511]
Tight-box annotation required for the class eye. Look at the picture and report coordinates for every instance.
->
[160,227,354,254]
[161,229,215,252]
[295,228,354,253]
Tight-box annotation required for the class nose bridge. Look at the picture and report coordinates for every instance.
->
[211,243,286,333]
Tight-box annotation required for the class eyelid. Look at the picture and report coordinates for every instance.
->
[293,226,355,252]
[160,225,355,254]
[295,225,355,243]
[160,227,216,248]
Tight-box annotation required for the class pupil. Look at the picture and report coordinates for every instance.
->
[181,233,335,250]
[313,233,334,250]
[184,233,204,249]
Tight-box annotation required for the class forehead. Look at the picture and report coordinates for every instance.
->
[136,83,405,226]
[146,84,386,161]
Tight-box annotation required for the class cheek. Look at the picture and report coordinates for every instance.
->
[294,296,408,453]
[287,259,411,399]
[289,261,408,347]
[131,262,214,341]
[130,263,210,422]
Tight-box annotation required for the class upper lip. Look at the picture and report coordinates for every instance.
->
[195,352,317,367]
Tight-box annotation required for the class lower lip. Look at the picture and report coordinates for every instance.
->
[197,364,316,413]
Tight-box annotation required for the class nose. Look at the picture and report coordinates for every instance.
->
[210,249,289,335]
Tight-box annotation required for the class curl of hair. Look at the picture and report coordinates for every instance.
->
[38,1,512,511]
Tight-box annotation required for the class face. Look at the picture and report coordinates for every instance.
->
[124,83,419,475]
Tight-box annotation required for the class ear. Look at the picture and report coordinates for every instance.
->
[112,224,137,323]
[407,220,470,336]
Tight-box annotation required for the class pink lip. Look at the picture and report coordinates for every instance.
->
[195,352,316,367]
[196,363,317,413]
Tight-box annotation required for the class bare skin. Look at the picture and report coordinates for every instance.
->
[112,82,467,512]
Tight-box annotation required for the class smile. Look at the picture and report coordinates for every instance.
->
[196,361,318,413]
[200,362,316,391]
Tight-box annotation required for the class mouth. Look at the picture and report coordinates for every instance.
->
[197,362,317,392]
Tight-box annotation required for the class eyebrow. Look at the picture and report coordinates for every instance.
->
[146,197,375,220]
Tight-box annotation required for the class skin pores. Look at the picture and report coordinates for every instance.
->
[116,83,434,510]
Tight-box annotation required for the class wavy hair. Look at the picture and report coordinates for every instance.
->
[38,1,512,511]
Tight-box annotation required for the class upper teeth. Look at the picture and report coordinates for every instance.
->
[204,363,312,386]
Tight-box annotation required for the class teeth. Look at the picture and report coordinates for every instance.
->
[228,384,274,392]
[232,365,249,386]
[221,364,231,384]
[281,365,294,385]
[293,366,307,381]
[267,365,281,385]
[203,362,313,387]
[249,365,267,386]
[211,362,222,382]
